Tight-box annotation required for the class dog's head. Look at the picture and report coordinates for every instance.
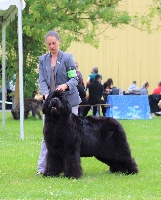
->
[42,90,72,117]
[11,109,20,120]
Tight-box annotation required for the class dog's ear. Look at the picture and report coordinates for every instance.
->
[42,96,46,114]
[42,106,46,114]
[64,102,72,115]
[42,92,54,114]
[42,100,48,114]
[56,91,72,115]
[42,93,54,114]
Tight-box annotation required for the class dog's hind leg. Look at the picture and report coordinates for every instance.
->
[45,152,63,177]
[36,111,42,120]
[109,159,138,175]
[24,111,29,119]
[34,108,42,120]
[95,156,112,170]
[123,157,138,174]
[95,156,125,173]
[95,156,138,174]
[95,156,127,173]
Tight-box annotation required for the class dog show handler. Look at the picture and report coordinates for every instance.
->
[37,30,81,175]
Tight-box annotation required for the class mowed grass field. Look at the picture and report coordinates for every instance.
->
[0,111,161,200]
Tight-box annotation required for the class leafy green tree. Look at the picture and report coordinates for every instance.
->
[130,0,161,32]
[2,0,132,107]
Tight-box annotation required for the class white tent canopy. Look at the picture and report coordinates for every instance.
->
[0,0,26,140]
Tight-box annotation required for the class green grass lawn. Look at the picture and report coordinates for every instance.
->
[0,112,161,200]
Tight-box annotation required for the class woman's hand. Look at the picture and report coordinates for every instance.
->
[105,88,110,93]
[56,84,68,91]
[45,94,48,99]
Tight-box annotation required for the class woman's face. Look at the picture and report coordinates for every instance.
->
[46,36,60,55]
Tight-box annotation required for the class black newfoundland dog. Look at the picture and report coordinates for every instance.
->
[43,90,138,178]
[11,99,42,120]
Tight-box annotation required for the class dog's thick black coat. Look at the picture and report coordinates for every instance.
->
[43,90,138,178]
[11,99,42,120]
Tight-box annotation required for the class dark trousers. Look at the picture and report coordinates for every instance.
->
[83,99,106,116]
[78,98,88,116]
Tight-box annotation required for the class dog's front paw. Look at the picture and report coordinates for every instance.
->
[45,171,60,177]
[64,171,82,179]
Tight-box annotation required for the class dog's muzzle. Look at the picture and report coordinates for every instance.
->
[48,97,61,113]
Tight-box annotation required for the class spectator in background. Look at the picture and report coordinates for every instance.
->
[103,78,113,90]
[77,84,88,116]
[128,81,140,91]
[75,62,88,115]
[103,78,113,100]
[152,81,161,94]
[7,74,16,109]
[140,81,149,95]
[86,66,102,88]
[75,62,85,88]
[83,74,106,116]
